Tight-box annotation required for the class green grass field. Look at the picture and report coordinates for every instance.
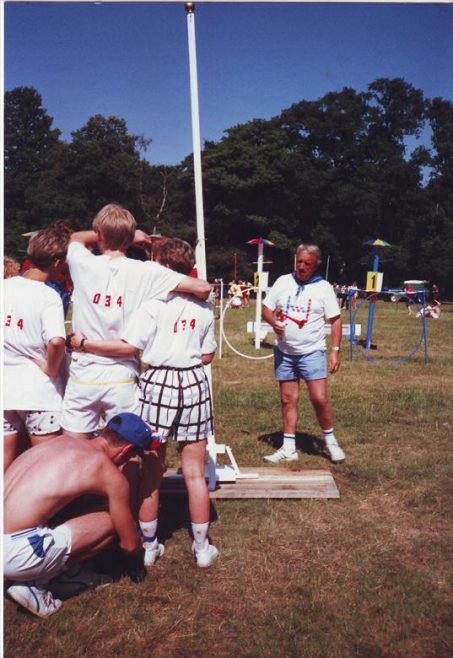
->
[4,300,452,658]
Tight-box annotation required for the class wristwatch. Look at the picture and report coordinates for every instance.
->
[331,346,340,352]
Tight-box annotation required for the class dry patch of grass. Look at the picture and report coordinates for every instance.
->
[4,302,453,657]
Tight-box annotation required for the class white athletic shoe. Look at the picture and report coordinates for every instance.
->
[7,582,63,618]
[192,542,219,568]
[263,447,299,463]
[49,564,113,598]
[324,437,346,463]
[144,542,165,567]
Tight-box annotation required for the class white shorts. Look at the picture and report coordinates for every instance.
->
[139,365,214,442]
[3,410,61,437]
[4,524,72,582]
[61,360,140,434]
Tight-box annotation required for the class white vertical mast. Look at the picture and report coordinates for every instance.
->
[185,2,206,279]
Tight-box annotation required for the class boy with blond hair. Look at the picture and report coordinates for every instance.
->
[62,204,211,438]
[70,238,219,568]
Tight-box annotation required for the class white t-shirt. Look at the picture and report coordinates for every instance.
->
[263,274,340,355]
[68,242,185,368]
[122,293,217,368]
[3,277,66,410]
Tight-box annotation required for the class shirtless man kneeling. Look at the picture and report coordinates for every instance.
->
[4,412,151,618]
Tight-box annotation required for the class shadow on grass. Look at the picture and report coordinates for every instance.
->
[157,497,219,544]
[258,431,325,457]
[89,498,219,586]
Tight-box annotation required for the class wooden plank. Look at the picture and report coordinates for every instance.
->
[161,467,340,499]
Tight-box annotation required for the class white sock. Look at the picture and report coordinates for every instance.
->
[282,433,296,453]
[192,522,209,553]
[139,519,158,547]
[323,428,337,444]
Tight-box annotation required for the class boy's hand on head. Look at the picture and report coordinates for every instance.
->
[133,230,153,247]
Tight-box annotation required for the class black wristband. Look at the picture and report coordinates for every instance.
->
[80,338,87,352]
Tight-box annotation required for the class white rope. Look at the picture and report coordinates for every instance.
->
[221,293,273,361]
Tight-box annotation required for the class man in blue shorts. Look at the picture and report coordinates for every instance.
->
[262,243,346,463]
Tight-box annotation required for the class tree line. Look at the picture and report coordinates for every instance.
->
[4,79,453,295]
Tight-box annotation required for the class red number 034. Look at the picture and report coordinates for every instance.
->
[92,293,123,308]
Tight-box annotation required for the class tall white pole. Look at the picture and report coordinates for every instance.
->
[185,3,206,280]
[219,279,224,359]
[254,241,264,349]
[185,3,218,489]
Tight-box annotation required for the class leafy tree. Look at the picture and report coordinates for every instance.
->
[63,114,151,223]
[420,98,453,293]
[4,87,64,256]
[4,80,451,295]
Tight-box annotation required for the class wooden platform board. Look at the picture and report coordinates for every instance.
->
[161,467,340,499]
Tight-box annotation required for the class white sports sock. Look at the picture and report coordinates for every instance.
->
[139,519,158,547]
[282,433,296,453]
[192,522,209,553]
[323,428,337,443]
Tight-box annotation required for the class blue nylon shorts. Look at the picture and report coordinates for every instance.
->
[274,347,327,382]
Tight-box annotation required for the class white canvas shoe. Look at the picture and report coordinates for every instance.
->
[144,542,165,566]
[324,437,346,463]
[263,447,299,463]
[7,582,63,618]
[192,542,219,568]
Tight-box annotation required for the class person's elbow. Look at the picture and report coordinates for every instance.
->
[46,337,66,377]
[120,536,142,556]
[119,341,139,357]
[329,314,342,326]
[202,352,215,365]
[69,231,85,244]
[262,306,273,322]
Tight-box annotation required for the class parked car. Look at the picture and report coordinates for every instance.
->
[382,280,430,303]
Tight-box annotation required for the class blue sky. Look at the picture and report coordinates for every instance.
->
[4,2,453,165]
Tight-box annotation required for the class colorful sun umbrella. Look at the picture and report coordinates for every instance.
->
[246,238,274,246]
[363,238,392,248]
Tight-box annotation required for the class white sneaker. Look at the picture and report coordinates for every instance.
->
[49,564,113,598]
[144,542,165,566]
[324,437,346,463]
[263,447,299,463]
[192,542,219,568]
[7,582,63,618]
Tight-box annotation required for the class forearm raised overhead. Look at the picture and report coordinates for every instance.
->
[70,230,99,246]
[174,276,211,300]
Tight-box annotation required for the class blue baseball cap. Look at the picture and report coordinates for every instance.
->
[106,413,152,455]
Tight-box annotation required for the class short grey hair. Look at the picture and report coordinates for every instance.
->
[296,243,322,265]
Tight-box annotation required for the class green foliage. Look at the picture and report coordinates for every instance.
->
[3,80,453,296]
[4,87,65,255]
[64,115,147,220]
[5,301,453,658]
